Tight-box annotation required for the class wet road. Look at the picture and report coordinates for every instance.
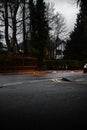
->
[0,70,87,129]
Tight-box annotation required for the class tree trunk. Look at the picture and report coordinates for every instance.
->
[4,1,10,52]
[23,0,27,56]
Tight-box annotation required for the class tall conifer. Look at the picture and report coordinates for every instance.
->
[64,1,87,60]
[36,0,49,68]
[29,0,49,68]
[29,0,37,47]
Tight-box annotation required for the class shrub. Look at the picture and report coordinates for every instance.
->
[45,59,83,70]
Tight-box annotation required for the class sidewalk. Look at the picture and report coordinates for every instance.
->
[1,69,87,82]
[0,69,52,75]
[62,73,87,82]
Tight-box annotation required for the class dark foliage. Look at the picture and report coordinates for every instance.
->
[29,0,37,48]
[64,0,87,60]
[29,0,49,69]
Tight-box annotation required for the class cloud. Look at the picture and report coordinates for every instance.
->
[46,0,79,33]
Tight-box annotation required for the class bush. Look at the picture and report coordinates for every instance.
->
[46,59,83,70]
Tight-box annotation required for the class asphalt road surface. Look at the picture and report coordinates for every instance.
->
[0,70,87,129]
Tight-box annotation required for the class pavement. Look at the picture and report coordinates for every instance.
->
[0,70,52,75]
[1,69,86,82]
[62,72,87,82]
[0,70,87,130]
[0,69,85,85]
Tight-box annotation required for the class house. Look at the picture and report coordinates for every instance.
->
[54,41,66,59]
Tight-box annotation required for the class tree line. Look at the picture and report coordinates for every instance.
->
[64,0,87,61]
[0,0,87,66]
[0,0,66,63]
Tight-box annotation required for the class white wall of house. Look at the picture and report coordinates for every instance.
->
[54,42,65,59]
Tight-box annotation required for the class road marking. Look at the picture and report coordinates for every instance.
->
[77,82,87,85]
[0,78,62,88]
[29,78,53,83]
[0,82,23,87]
[51,78,61,82]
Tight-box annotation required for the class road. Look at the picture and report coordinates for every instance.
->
[0,70,87,129]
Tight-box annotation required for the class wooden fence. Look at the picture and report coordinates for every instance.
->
[0,55,38,72]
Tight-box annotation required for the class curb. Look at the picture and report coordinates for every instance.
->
[62,78,73,82]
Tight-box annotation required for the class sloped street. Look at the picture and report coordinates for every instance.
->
[0,70,87,129]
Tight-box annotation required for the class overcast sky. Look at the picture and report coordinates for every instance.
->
[46,0,79,36]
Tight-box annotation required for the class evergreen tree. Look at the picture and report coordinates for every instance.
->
[36,0,49,68]
[64,1,87,60]
[29,0,37,48]
[36,1,48,49]
[29,0,49,68]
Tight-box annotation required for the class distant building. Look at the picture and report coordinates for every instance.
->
[54,41,66,59]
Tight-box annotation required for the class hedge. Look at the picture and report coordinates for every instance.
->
[45,59,83,70]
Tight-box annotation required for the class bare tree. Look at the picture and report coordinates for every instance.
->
[9,0,20,53]
[0,0,29,54]
[54,13,66,40]
[0,0,21,54]
[45,2,66,59]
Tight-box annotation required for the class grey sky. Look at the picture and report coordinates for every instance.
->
[46,0,79,34]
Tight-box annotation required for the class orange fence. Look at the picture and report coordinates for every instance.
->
[0,55,38,72]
